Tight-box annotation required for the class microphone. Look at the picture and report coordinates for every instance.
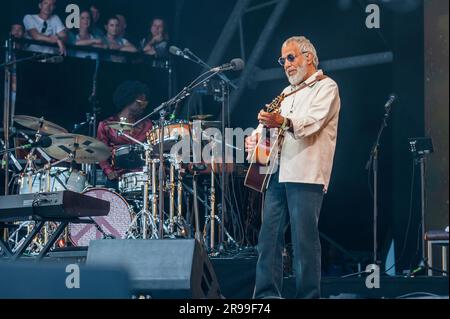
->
[169,46,189,59]
[384,94,397,111]
[38,55,64,63]
[19,136,52,150]
[211,58,245,72]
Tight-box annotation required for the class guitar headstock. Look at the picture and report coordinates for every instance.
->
[264,93,285,114]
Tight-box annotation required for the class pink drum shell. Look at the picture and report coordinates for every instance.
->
[69,188,132,246]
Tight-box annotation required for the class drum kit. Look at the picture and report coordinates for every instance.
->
[5,113,230,253]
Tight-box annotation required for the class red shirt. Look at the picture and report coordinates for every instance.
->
[97,115,153,177]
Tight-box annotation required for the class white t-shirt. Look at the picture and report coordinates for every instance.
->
[23,14,65,53]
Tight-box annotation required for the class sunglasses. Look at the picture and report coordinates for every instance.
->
[41,21,48,34]
[278,51,309,66]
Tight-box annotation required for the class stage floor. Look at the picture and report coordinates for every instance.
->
[40,248,450,299]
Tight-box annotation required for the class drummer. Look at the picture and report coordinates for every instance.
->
[97,81,153,189]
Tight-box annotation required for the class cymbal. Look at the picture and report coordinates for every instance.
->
[106,121,134,131]
[191,114,213,121]
[45,134,111,164]
[14,115,68,135]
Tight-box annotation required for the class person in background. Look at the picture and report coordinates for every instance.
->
[23,0,67,55]
[140,17,169,57]
[10,23,26,50]
[103,16,137,52]
[68,10,104,48]
[115,14,128,39]
[89,3,104,38]
[68,9,105,59]
[97,81,153,189]
[10,23,25,40]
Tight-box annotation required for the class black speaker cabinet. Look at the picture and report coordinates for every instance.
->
[87,239,222,299]
[0,261,131,299]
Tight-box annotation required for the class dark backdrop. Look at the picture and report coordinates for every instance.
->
[1,0,428,274]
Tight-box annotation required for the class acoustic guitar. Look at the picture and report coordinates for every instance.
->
[244,93,286,193]
[244,75,326,193]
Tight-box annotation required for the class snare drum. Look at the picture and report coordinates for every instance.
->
[69,188,133,246]
[113,144,144,170]
[148,120,191,152]
[119,170,147,197]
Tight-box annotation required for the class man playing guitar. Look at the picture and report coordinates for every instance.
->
[245,36,341,299]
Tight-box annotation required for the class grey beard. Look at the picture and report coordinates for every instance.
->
[287,64,308,86]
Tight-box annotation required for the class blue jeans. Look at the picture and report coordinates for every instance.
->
[253,172,324,299]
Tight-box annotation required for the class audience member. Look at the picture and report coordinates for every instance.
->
[140,17,169,57]
[89,4,104,38]
[103,16,137,52]
[115,14,128,38]
[23,0,67,55]
[68,10,104,48]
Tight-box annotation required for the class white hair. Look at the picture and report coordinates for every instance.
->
[283,36,319,68]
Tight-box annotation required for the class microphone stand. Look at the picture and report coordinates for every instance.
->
[365,102,394,266]
[183,48,237,90]
[0,138,22,172]
[87,57,101,186]
[3,36,14,195]
[219,80,229,251]
[173,48,239,252]
[0,144,41,156]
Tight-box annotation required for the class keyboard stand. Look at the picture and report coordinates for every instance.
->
[0,218,95,261]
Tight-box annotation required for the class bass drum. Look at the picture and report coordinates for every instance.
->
[69,188,133,246]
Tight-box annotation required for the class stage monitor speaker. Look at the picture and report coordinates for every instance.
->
[86,239,222,299]
[0,261,131,299]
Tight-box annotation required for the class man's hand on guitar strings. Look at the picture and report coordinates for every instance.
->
[245,134,260,153]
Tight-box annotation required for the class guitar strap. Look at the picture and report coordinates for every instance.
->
[285,74,328,98]
[276,74,328,151]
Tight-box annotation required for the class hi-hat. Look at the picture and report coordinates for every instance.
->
[14,115,68,135]
[106,121,135,131]
[45,134,110,164]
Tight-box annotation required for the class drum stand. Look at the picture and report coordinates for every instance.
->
[18,129,51,193]
[207,156,217,251]
[117,129,159,239]
[166,155,188,237]
[191,171,202,242]
[175,169,188,237]
[202,167,237,253]
[167,159,175,233]
[201,136,238,253]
